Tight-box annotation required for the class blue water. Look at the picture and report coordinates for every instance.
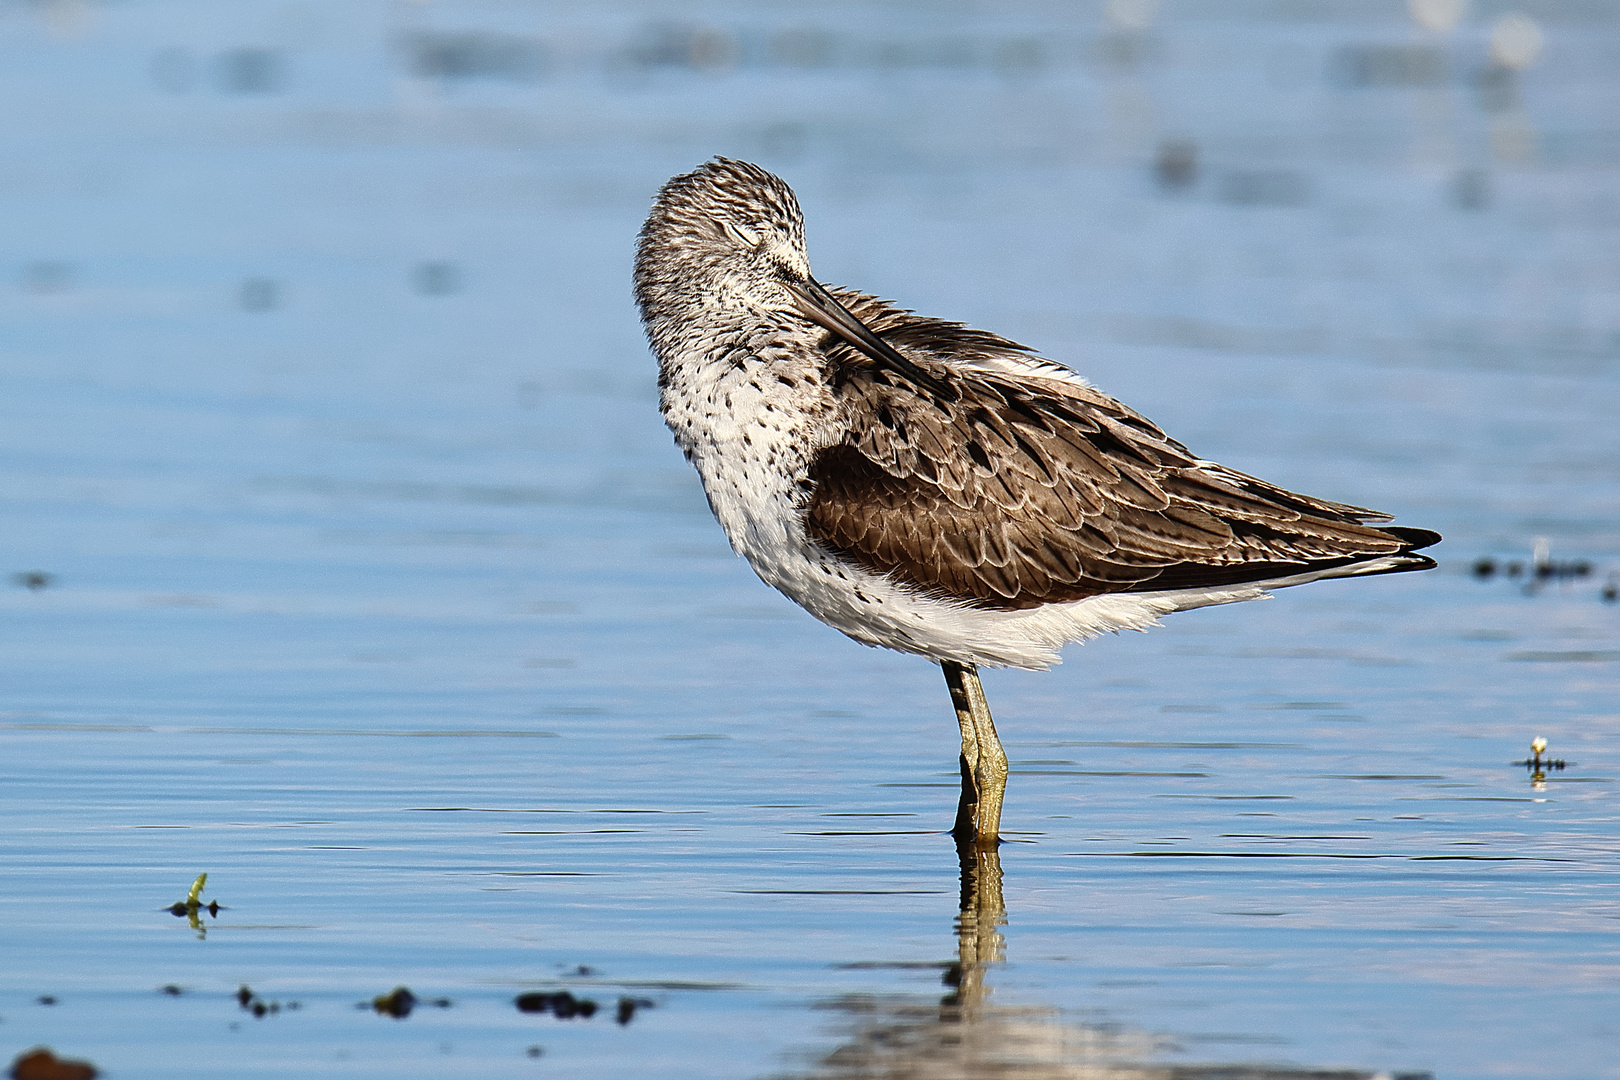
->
[2,2,1618,1077]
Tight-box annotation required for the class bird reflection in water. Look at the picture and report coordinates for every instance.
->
[778,842,1430,1080]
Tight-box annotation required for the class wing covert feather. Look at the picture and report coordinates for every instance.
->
[803,300,1432,610]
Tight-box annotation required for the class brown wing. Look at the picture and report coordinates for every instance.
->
[803,301,1438,611]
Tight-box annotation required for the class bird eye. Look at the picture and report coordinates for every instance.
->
[719,219,760,247]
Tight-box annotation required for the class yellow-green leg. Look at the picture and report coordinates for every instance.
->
[942,660,1007,848]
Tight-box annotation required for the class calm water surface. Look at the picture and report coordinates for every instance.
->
[2,2,1618,1077]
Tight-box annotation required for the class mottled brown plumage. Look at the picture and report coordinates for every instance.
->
[803,288,1438,611]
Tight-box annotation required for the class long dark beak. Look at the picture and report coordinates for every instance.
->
[787,277,951,397]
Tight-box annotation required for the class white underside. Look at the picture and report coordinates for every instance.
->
[738,526,1412,670]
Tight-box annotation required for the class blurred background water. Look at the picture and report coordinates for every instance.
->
[2,0,1618,1077]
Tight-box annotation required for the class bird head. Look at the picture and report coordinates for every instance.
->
[634,157,811,323]
[635,158,950,394]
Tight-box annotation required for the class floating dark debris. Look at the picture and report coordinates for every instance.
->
[159,984,183,996]
[36,995,57,1006]
[9,1046,98,1080]
[369,986,451,1019]
[11,571,54,591]
[167,901,221,917]
[374,986,415,1018]
[515,990,598,1019]
[526,1045,544,1059]
[616,996,656,1026]
[1470,548,1608,599]
[237,984,297,1018]
[165,873,223,938]
[1473,555,1592,580]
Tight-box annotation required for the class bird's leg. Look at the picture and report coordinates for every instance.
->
[944,660,981,841]
[963,665,1008,846]
[942,661,1007,847]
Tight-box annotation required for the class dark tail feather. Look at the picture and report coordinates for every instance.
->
[1383,526,1442,552]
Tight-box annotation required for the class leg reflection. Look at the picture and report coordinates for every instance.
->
[943,840,1004,1017]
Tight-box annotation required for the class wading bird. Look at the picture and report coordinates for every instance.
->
[633,159,1439,847]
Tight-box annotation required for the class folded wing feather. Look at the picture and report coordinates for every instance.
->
[803,290,1436,611]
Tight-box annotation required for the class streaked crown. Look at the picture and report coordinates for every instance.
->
[634,158,812,334]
